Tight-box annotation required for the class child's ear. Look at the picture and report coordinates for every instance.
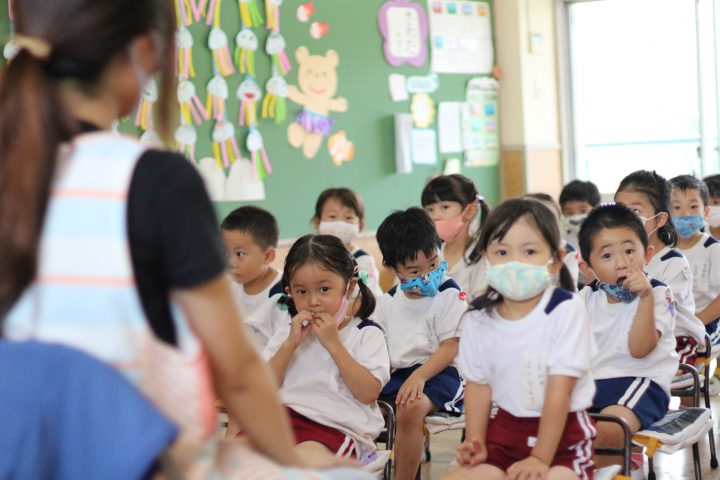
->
[551,247,566,273]
[284,286,291,295]
[359,219,365,232]
[312,217,320,231]
[463,203,479,223]
[704,205,711,219]
[644,245,655,265]
[578,260,593,279]
[346,278,358,299]
[263,247,276,265]
[655,211,669,228]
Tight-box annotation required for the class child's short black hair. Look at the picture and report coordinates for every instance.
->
[525,193,561,217]
[670,174,709,206]
[578,204,649,266]
[376,207,442,269]
[616,170,677,247]
[559,180,601,208]
[703,174,720,199]
[220,206,279,250]
[313,187,365,222]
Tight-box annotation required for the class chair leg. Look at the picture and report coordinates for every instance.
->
[648,455,656,480]
[424,434,431,462]
[415,464,421,480]
[692,442,702,480]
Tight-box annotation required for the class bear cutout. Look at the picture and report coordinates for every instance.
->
[287,46,348,159]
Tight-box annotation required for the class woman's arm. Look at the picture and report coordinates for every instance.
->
[172,275,304,467]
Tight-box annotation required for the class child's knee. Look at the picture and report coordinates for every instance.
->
[396,396,433,425]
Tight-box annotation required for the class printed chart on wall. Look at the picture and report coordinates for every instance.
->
[427,0,493,74]
[463,77,499,166]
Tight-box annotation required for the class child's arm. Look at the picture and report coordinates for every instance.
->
[507,375,576,479]
[397,337,458,405]
[268,310,315,382]
[312,313,386,404]
[697,296,720,325]
[456,382,491,466]
[625,269,660,358]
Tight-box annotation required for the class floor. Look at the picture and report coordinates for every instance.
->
[416,395,720,480]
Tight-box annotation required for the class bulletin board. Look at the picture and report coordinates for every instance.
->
[1,0,498,239]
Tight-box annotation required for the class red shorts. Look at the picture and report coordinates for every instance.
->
[676,335,699,366]
[288,408,357,458]
[486,409,596,480]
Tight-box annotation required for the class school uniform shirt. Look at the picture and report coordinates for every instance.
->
[374,278,467,369]
[578,280,679,395]
[678,233,720,314]
[645,246,706,342]
[458,288,596,418]
[352,247,383,297]
[441,241,487,301]
[230,268,284,347]
[262,317,390,461]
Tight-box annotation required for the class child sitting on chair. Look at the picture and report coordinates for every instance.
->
[374,207,467,480]
[577,204,678,471]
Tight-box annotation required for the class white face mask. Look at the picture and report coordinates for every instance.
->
[708,206,720,228]
[637,212,660,237]
[318,220,359,245]
[564,214,587,238]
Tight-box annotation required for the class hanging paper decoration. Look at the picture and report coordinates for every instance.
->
[212,119,242,168]
[238,0,263,28]
[175,124,198,162]
[266,0,283,31]
[3,37,18,62]
[327,130,355,166]
[206,75,229,120]
[234,29,258,76]
[206,0,223,26]
[140,129,163,148]
[192,0,208,22]
[176,27,196,78]
[175,0,194,27]
[177,79,209,125]
[310,21,329,39]
[266,31,291,75]
[296,2,314,22]
[247,128,272,180]
[208,28,235,77]
[134,78,158,131]
[262,69,288,124]
[236,78,262,127]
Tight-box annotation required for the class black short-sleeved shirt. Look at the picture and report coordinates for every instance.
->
[127,150,226,344]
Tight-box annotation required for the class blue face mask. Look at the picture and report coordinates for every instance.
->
[672,215,704,239]
[399,261,448,297]
[597,281,637,303]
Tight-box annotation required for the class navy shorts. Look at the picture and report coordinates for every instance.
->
[380,364,463,414]
[707,319,720,346]
[590,377,669,429]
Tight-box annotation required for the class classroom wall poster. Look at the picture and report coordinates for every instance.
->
[463,77,499,167]
[427,0,493,74]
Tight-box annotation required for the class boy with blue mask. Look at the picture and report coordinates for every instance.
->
[670,174,720,350]
[374,207,467,480]
[577,204,678,472]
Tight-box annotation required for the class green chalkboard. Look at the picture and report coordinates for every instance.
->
[3,1,499,239]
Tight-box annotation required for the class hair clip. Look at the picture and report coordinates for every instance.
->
[476,194,486,204]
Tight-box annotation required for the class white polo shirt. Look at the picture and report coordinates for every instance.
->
[374,278,467,370]
[578,280,679,395]
[230,269,286,348]
[645,246,706,342]
[458,288,596,417]
[442,241,487,302]
[677,233,720,314]
[262,317,390,460]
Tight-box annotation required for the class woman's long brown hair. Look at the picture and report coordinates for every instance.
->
[0,0,176,321]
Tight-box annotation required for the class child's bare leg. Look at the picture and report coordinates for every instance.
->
[547,466,581,480]
[394,394,435,480]
[593,405,641,468]
[442,463,505,480]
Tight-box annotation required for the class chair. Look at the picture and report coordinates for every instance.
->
[368,400,395,480]
[635,363,712,480]
[589,412,633,480]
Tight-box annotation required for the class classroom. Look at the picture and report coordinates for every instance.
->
[1,0,719,479]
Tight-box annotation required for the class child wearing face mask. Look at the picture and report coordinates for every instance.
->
[559,180,601,248]
[421,174,490,301]
[374,207,467,480]
[525,193,581,291]
[615,171,705,378]
[669,175,720,350]
[703,174,720,239]
[262,234,390,463]
[312,188,382,297]
[577,204,678,474]
[445,198,595,480]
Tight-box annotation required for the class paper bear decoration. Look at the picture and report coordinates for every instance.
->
[287,46,348,159]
